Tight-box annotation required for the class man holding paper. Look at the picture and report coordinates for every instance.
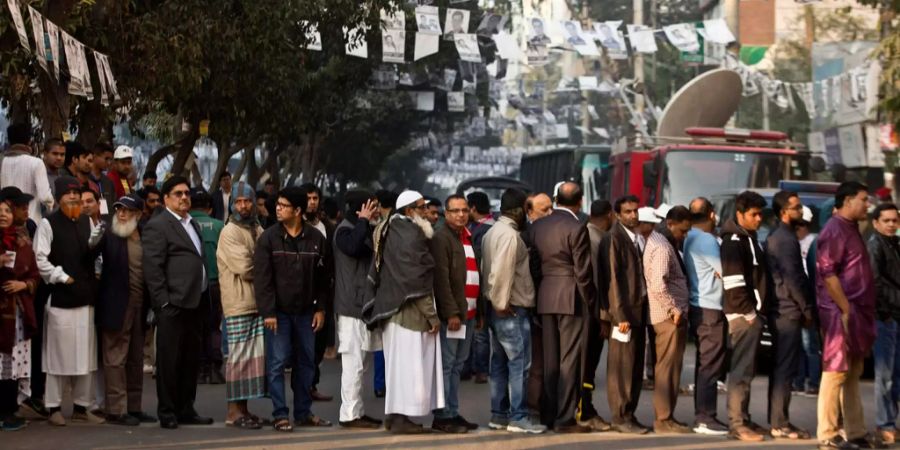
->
[429,194,479,434]
[599,195,648,434]
[643,206,693,434]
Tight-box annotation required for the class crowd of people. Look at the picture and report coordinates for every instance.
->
[0,122,898,450]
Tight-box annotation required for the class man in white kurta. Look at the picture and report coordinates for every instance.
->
[33,176,104,426]
[362,191,444,434]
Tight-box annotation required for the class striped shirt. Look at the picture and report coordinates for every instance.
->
[461,229,480,320]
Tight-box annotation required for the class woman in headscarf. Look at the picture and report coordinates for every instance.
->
[0,194,40,431]
[216,182,267,430]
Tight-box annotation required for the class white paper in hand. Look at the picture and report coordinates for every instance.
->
[611,327,631,343]
[4,251,16,269]
[446,324,467,340]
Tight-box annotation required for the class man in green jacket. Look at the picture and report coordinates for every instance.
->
[189,188,225,384]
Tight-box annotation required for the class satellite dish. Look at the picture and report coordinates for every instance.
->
[656,69,742,139]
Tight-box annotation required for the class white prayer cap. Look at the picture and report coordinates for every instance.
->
[802,205,813,223]
[396,190,424,210]
[654,203,672,219]
[638,206,661,224]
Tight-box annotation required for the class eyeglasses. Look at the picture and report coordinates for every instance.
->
[170,190,190,198]
[275,202,294,210]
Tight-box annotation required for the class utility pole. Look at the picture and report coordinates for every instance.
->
[634,0,645,114]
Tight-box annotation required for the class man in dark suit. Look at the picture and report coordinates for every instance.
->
[600,194,649,434]
[211,171,233,222]
[528,182,595,433]
[142,176,213,429]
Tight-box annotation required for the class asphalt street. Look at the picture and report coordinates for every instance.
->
[2,342,884,449]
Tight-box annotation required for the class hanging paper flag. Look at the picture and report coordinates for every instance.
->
[438,68,456,91]
[414,32,439,61]
[415,6,441,34]
[701,19,735,44]
[97,52,119,101]
[74,40,93,100]
[93,51,110,105]
[27,6,48,74]
[492,32,523,62]
[6,0,30,52]
[300,21,322,51]
[562,20,600,57]
[344,26,368,59]
[454,33,481,63]
[587,105,600,120]
[44,20,60,79]
[444,8,470,41]
[663,23,699,53]
[448,92,465,112]
[627,25,657,54]
[414,91,435,111]
[61,30,84,96]
[382,29,405,63]
[477,14,506,37]
[593,21,628,60]
[381,8,405,31]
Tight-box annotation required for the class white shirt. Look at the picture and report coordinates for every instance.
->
[553,206,579,221]
[1,149,55,222]
[221,191,231,222]
[168,207,207,289]
[34,218,70,284]
[312,219,327,238]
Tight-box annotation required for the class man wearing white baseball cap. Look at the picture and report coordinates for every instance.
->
[107,145,135,200]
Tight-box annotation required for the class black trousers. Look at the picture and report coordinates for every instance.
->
[541,313,584,427]
[579,315,605,419]
[767,314,802,428]
[0,379,17,419]
[29,282,50,401]
[689,306,727,424]
[726,316,762,427]
[156,294,206,421]
[607,321,646,424]
[200,283,223,368]
[527,313,545,419]
[312,311,334,389]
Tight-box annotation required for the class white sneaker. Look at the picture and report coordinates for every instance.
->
[488,417,509,430]
[693,421,729,436]
[508,418,547,434]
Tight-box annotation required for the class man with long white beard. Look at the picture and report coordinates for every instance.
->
[362,190,443,434]
[33,176,105,426]
[96,194,157,426]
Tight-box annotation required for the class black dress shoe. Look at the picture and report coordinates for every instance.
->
[340,418,381,429]
[107,414,140,426]
[129,411,158,423]
[432,418,468,434]
[178,415,214,425]
[391,415,429,434]
[452,415,478,430]
[160,418,178,429]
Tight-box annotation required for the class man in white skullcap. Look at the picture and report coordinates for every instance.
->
[362,190,443,434]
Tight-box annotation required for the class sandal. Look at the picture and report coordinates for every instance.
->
[249,414,273,427]
[770,424,810,440]
[295,415,333,427]
[226,416,261,430]
[273,418,293,432]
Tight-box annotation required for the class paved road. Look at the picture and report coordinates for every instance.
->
[3,343,884,449]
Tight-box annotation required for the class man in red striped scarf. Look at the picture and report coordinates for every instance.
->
[429,194,481,434]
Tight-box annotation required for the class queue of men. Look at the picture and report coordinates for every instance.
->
[2,126,900,450]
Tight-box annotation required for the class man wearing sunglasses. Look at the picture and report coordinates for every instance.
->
[142,176,213,429]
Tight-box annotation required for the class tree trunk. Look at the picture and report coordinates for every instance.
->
[170,130,199,177]
[75,98,108,147]
[209,141,244,192]
[247,148,261,189]
[232,148,250,182]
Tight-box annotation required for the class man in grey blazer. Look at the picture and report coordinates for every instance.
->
[142,176,213,429]
[528,182,595,433]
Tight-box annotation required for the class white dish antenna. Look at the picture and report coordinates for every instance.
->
[656,69,742,138]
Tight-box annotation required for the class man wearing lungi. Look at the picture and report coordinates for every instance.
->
[216,183,266,430]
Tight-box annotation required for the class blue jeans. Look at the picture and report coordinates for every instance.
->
[489,307,532,422]
[265,312,316,421]
[875,320,900,428]
[434,318,475,419]
[373,350,385,392]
